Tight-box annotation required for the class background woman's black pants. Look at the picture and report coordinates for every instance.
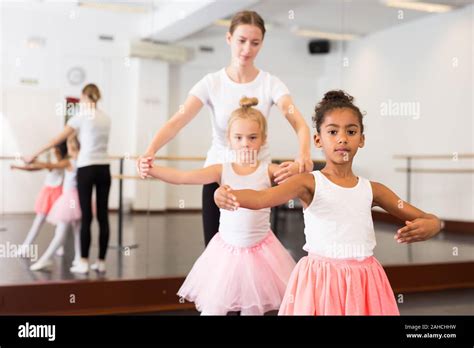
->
[77,164,111,260]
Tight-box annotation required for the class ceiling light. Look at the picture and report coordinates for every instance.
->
[384,1,453,13]
[295,29,358,41]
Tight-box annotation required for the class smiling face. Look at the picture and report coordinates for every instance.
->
[226,24,263,68]
[228,118,265,164]
[314,108,365,164]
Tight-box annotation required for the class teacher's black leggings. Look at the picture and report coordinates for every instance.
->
[77,164,111,260]
[202,182,220,246]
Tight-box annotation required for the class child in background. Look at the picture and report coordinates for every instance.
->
[215,90,442,315]
[29,135,82,271]
[11,143,67,257]
[148,97,299,315]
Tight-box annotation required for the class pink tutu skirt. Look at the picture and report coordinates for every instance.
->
[279,253,399,315]
[177,230,296,315]
[34,185,62,214]
[46,188,81,225]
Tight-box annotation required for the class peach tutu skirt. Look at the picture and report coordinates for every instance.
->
[177,230,296,315]
[279,253,399,315]
[34,185,62,215]
[46,188,81,225]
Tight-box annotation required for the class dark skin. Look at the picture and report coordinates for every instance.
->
[215,108,441,244]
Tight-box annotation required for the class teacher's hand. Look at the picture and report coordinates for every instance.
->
[274,161,300,184]
[295,154,314,174]
[214,185,239,211]
[136,155,154,179]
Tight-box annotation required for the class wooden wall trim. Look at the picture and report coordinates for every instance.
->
[1,262,473,315]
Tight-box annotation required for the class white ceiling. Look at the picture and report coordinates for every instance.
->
[213,0,473,38]
[4,0,473,41]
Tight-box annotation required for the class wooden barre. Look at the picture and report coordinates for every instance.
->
[2,155,325,163]
[113,175,157,180]
[394,154,474,160]
[395,168,474,173]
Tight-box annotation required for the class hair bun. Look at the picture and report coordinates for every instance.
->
[239,96,259,108]
[322,90,353,104]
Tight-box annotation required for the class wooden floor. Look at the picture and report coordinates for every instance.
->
[1,211,473,285]
[0,211,473,315]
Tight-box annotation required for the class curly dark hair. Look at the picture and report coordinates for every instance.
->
[312,90,364,134]
[55,141,68,159]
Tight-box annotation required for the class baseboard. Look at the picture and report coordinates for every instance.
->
[2,261,473,315]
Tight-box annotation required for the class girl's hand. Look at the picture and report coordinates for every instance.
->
[214,185,239,211]
[295,154,314,174]
[394,218,441,244]
[136,155,154,179]
[274,161,300,184]
[23,155,36,164]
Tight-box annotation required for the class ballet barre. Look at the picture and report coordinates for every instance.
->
[393,153,474,203]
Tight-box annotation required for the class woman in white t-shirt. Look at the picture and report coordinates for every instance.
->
[26,84,111,274]
[137,11,313,246]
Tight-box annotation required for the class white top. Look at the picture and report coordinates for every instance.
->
[189,68,290,167]
[219,162,272,247]
[303,170,377,259]
[44,168,63,187]
[63,159,78,190]
[67,108,111,168]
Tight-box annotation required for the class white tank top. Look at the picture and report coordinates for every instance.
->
[218,162,271,247]
[63,159,78,190]
[303,170,376,259]
[44,168,64,187]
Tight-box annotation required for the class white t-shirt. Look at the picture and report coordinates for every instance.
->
[67,108,111,168]
[189,68,290,167]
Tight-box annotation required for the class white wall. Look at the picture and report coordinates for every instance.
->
[336,4,473,221]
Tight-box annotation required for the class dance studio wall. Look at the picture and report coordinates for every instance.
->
[336,4,473,221]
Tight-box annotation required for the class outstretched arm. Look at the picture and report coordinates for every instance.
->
[217,173,314,210]
[371,182,442,244]
[11,164,42,171]
[148,164,221,185]
[11,159,70,171]
[24,126,75,163]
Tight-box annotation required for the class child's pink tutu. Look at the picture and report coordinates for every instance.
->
[46,188,81,225]
[279,253,400,315]
[34,186,62,214]
[177,230,296,315]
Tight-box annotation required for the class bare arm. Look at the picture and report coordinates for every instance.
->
[371,182,442,243]
[148,164,221,185]
[138,95,204,178]
[229,173,314,210]
[25,126,75,163]
[11,164,42,171]
[11,159,70,171]
[276,95,312,173]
